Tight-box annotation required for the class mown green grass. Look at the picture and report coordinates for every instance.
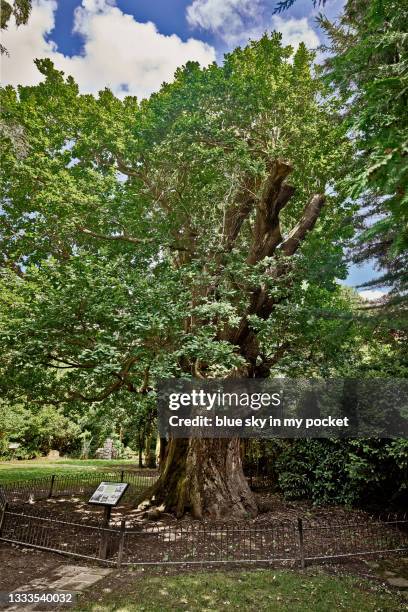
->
[75,568,405,611]
[0,459,138,483]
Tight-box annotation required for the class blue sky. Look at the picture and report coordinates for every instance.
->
[0,0,383,295]
[51,1,197,55]
[47,0,344,57]
[2,0,345,95]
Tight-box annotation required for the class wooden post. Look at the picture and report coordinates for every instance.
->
[48,475,55,498]
[117,518,126,568]
[99,505,112,560]
[297,517,305,569]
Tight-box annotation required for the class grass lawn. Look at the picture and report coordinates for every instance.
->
[75,568,405,611]
[0,458,139,483]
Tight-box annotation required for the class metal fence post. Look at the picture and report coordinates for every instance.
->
[117,518,126,568]
[0,501,8,537]
[99,506,112,560]
[47,475,56,499]
[120,470,124,483]
[297,517,305,569]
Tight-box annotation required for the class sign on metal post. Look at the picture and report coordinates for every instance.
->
[88,482,128,506]
[88,482,129,560]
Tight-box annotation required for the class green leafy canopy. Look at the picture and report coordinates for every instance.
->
[1,35,355,411]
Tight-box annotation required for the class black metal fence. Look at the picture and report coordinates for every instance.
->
[0,476,407,568]
[1,470,157,506]
[121,521,301,566]
[0,486,8,536]
[1,507,407,567]
[246,473,275,492]
[1,469,269,504]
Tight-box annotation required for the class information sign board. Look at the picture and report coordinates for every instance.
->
[88,482,128,506]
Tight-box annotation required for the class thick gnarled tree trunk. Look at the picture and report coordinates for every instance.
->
[143,163,326,520]
[147,437,257,519]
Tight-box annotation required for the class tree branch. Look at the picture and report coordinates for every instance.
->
[2,258,25,278]
[68,380,123,403]
[280,194,325,256]
[77,226,153,245]
[43,354,98,369]
[138,366,151,393]
[115,156,143,178]
[229,193,325,356]
[247,160,294,264]
[223,194,254,249]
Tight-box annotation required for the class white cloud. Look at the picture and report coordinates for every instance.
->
[0,0,216,98]
[186,0,261,43]
[270,16,320,50]
[359,290,387,301]
[186,0,319,49]
[0,0,58,87]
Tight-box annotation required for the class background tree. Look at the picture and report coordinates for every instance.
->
[0,0,31,54]
[319,0,407,315]
[273,0,327,14]
[0,401,81,458]
[245,285,408,510]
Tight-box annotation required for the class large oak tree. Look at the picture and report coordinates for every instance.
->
[0,35,353,518]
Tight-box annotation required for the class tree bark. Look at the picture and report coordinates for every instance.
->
[147,437,257,519]
[158,437,168,471]
[143,168,326,520]
[144,432,156,468]
[138,431,143,469]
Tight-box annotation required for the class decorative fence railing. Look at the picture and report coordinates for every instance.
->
[1,470,158,505]
[1,508,406,568]
[0,486,8,536]
[1,469,267,504]
[120,522,301,566]
[0,486,7,513]
[0,475,407,568]
[0,482,407,567]
[246,473,275,492]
